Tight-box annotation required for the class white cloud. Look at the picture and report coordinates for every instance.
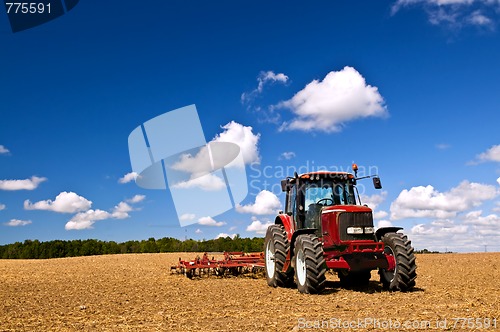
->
[391,0,498,29]
[172,173,226,191]
[0,203,5,211]
[126,195,145,203]
[241,70,289,104]
[246,217,273,235]
[391,180,498,220]
[497,177,500,186]
[198,216,226,227]
[473,144,500,163]
[195,228,202,234]
[111,202,133,219]
[277,66,387,133]
[406,211,500,252]
[408,219,471,251]
[213,121,261,165]
[410,224,431,235]
[170,146,214,177]
[361,191,387,210]
[4,219,32,227]
[361,191,388,220]
[464,210,500,227]
[215,233,237,239]
[118,172,138,184]
[257,71,289,91]
[169,121,260,191]
[279,151,296,160]
[24,191,92,213]
[377,220,394,228]
[236,190,281,215]
[65,209,111,230]
[374,210,389,219]
[0,176,47,191]
[467,10,493,26]
[430,219,455,227]
[406,212,500,252]
[65,195,143,230]
[229,226,237,231]
[0,145,10,154]
[411,222,468,235]
[392,1,475,13]
[180,213,196,221]
[435,143,451,150]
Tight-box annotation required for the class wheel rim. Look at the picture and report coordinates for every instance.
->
[265,240,275,279]
[382,245,396,282]
[296,249,306,286]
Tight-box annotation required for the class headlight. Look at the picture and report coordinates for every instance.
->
[347,227,364,234]
[364,227,375,234]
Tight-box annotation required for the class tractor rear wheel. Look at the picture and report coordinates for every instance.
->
[379,232,417,291]
[264,225,293,287]
[294,234,326,294]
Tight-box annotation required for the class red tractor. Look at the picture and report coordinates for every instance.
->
[264,165,416,294]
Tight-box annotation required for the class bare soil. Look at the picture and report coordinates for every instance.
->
[1,253,499,331]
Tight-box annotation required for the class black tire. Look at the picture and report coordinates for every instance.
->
[264,225,293,287]
[294,234,327,294]
[338,270,371,287]
[379,232,417,291]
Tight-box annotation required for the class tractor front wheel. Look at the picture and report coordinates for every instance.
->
[294,234,326,294]
[379,232,417,291]
[264,225,293,287]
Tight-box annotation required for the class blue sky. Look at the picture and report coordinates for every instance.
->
[1,0,500,252]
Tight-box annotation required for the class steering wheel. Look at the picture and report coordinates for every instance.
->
[316,198,333,206]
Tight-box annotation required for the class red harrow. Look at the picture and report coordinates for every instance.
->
[171,252,265,278]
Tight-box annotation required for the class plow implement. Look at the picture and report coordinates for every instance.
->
[171,252,265,278]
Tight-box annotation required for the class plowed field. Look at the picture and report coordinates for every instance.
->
[1,253,499,331]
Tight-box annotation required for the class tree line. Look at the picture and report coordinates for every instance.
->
[414,249,443,254]
[0,236,265,259]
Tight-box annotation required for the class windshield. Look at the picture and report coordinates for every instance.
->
[304,181,357,207]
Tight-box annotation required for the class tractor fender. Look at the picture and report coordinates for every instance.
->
[375,227,403,242]
[288,228,318,260]
[275,214,294,238]
[274,214,317,257]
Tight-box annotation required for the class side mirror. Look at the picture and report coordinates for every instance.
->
[373,177,382,189]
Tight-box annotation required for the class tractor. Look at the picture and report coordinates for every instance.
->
[264,165,417,294]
